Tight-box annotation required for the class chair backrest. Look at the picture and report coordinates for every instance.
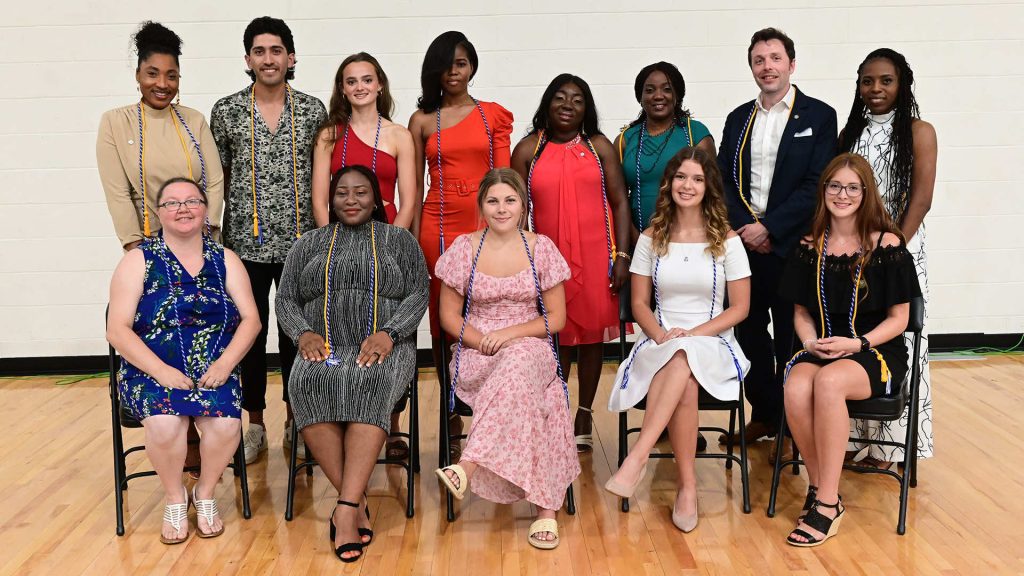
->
[906,296,924,334]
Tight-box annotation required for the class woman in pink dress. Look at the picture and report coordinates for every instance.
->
[511,74,631,452]
[434,168,579,550]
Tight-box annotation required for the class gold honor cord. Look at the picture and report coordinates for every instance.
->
[249,84,301,241]
[321,222,380,363]
[137,103,198,237]
[735,102,795,224]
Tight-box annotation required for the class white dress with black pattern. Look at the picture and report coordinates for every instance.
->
[853,111,933,460]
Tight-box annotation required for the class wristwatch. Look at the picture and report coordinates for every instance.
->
[858,335,870,352]
[385,328,401,343]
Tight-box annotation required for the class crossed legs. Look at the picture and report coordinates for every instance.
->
[302,422,385,560]
[609,350,700,515]
[784,360,871,542]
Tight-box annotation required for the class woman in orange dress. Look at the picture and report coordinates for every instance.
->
[511,74,631,451]
[408,31,514,339]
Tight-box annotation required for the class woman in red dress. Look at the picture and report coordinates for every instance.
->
[408,32,513,457]
[312,52,418,229]
[409,32,513,337]
[511,74,631,451]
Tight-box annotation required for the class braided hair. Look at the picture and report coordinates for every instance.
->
[838,48,921,223]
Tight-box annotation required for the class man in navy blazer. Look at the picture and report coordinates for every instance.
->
[718,28,837,443]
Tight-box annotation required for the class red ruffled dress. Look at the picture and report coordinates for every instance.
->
[529,137,621,345]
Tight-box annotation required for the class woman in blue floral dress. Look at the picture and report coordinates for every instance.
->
[107,177,260,545]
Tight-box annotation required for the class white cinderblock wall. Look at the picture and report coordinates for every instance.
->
[1,1,1021,359]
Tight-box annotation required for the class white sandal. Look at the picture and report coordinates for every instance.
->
[528,518,560,550]
[192,485,224,538]
[575,407,594,453]
[434,464,468,500]
[160,486,190,545]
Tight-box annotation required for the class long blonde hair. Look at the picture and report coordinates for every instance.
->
[648,147,731,258]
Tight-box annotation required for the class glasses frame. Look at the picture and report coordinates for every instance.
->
[825,181,864,197]
[157,198,208,211]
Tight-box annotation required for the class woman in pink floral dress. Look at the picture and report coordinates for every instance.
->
[434,168,579,550]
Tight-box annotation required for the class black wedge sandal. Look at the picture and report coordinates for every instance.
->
[330,500,365,563]
[787,497,844,548]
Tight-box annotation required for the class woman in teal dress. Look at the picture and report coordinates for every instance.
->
[615,62,716,242]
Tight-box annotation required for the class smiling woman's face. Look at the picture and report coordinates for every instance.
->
[332,170,375,226]
[480,182,524,232]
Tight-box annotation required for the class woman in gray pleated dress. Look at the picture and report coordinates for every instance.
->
[276,164,429,563]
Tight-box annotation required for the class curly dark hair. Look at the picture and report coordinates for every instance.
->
[132,21,182,69]
[837,48,921,223]
[243,16,296,81]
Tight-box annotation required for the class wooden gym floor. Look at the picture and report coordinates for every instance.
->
[1,356,1021,575]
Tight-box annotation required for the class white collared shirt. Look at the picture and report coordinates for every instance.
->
[748,85,796,217]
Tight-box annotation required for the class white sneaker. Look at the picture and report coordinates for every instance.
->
[283,420,308,460]
[242,423,267,464]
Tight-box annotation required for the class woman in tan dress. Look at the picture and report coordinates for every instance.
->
[96,21,224,251]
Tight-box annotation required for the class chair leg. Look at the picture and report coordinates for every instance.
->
[235,441,252,519]
[725,406,736,470]
[766,412,788,518]
[405,383,417,519]
[737,393,751,514]
[618,411,630,513]
[285,420,299,521]
[112,413,126,536]
[566,484,576,516]
[410,374,421,475]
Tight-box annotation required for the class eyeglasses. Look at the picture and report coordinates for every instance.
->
[158,198,206,210]
[825,181,863,197]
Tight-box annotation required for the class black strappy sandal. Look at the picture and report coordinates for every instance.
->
[329,498,374,547]
[787,497,844,548]
[360,495,374,546]
[330,500,364,563]
[796,485,818,524]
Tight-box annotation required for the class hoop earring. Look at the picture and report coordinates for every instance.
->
[469,78,475,88]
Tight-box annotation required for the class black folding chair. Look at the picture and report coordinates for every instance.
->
[284,373,420,520]
[438,332,577,522]
[108,338,251,536]
[766,296,924,534]
[615,281,751,513]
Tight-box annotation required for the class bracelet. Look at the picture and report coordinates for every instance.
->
[615,251,631,261]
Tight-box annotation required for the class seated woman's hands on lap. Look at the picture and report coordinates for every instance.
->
[197,359,233,389]
[156,365,194,390]
[299,331,328,362]
[478,328,515,356]
[357,332,394,367]
[654,327,691,345]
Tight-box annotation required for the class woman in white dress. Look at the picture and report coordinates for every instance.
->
[838,48,937,466]
[605,147,751,532]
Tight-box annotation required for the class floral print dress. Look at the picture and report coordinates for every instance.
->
[118,236,242,420]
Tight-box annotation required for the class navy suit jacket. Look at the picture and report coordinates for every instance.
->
[717,87,837,258]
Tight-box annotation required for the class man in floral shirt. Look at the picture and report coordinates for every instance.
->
[211,16,326,463]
